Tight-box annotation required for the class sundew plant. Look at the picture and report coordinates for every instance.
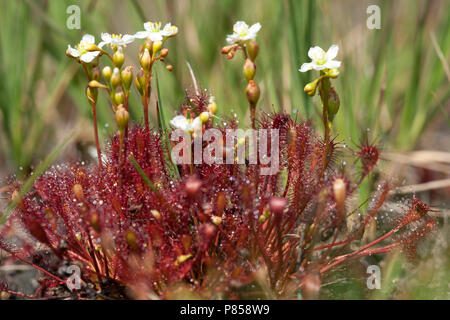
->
[0,5,446,300]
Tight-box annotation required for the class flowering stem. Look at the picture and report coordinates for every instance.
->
[91,100,103,169]
[318,75,331,176]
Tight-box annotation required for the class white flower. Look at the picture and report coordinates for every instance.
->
[98,33,135,49]
[226,21,261,44]
[67,34,100,63]
[170,115,202,134]
[134,22,178,41]
[299,45,341,72]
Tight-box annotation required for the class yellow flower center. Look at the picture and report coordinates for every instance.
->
[234,25,249,38]
[77,40,89,55]
[149,22,162,33]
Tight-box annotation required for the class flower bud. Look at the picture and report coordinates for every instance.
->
[86,86,98,102]
[86,44,101,52]
[137,69,146,90]
[110,67,121,89]
[327,68,339,79]
[327,88,340,121]
[152,40,162,56]
[88,80,108,89]
[143,39,152,52]
[243,58,256,81]
[134,76,143,95]
[221,45,234,54]
[333,178,346,211]
[246,80,260,105]
[160,48,169,57]
[199,111,209,123]
[113,47,125,69]
[102,66,112,82]
[121,66,133,91]
[140,48,151,71]
[226,51,235,60]
[207,96,218,115]
[115,104,129,132]
[114,91,125,105]
[247,39,259,61]
[91,67,101,81]
[304,79,319,97]
[166,64,173,71]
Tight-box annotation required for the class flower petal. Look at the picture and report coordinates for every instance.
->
[324,60,341,69]
[67,45,80,57]
[80,51,99,63]
[82,34,95,44]
[134,31,149,39]
[98,41,107,49]
[308,46,323,60]
[248,22,261,35]
[326,45,339,60]
[299,63,313,72]
[226,34,240,44]
[101,33,111,42]
[149,33,163,42]
[233,21,247,33]
[122,34,135,44]
[170,115,189,131]
[143,22,152,31]
[312,64,327,71]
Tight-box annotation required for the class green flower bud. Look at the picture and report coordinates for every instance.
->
[243,58,256,81]
[327,87,340,122]
[116,104,129,132]
[134,76,143,95]
[152,40,162,56]
[86,86,98,102]
[114,91,125,105]
[304,79,319,97]
[110,67,121,89]
[88,80,108,89]
[207,99,218,115]
[121,66,133,91]
[113,47,125,69]
[102,66,112,83]
[140,48,151,71]
[199,111,210,123]
[327,68,339,79]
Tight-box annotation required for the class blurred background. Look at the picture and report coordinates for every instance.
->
[0,0,448,299]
